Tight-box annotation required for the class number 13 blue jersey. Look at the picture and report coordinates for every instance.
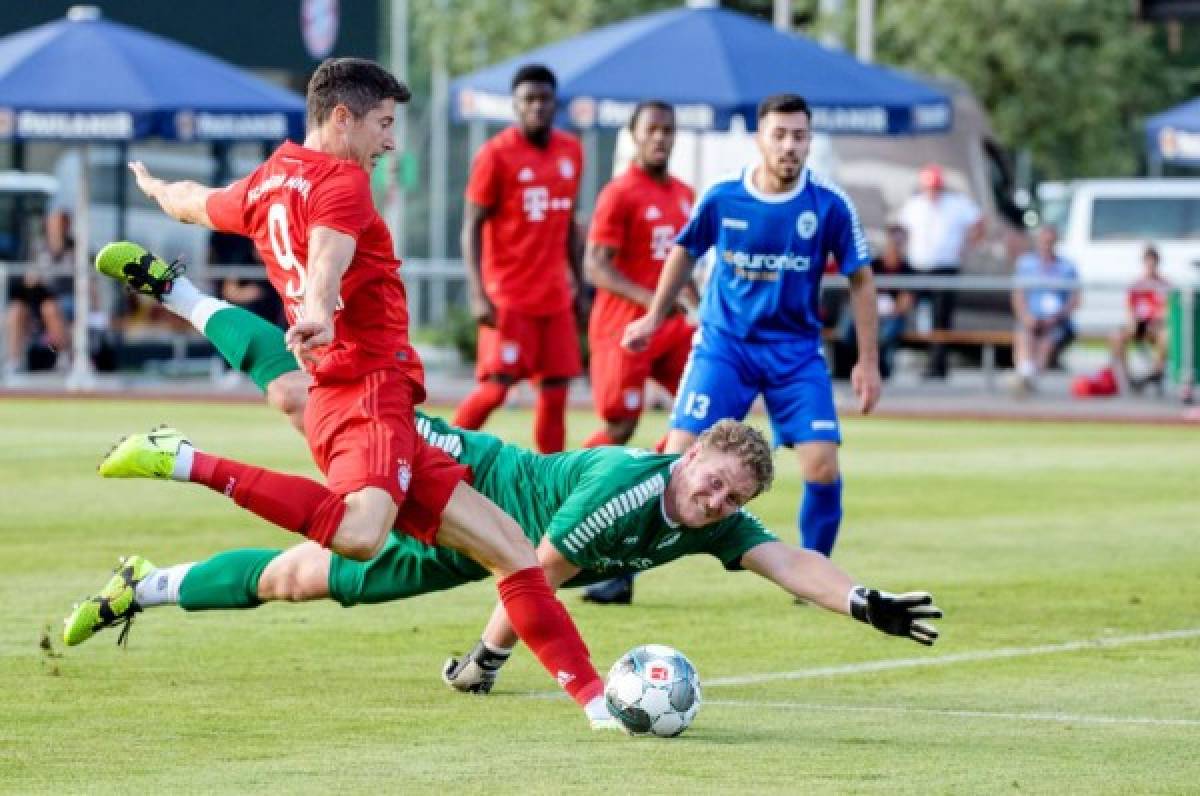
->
[676,167,870,344]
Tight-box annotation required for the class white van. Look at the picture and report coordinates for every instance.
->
[1038,178,1200,334]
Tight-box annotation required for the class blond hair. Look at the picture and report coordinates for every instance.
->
[695,419,774,497]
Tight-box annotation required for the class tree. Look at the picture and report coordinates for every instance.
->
[826,0,1195,178]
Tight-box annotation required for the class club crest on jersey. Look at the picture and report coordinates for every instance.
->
[644,205,662,221]
[796,210,818,239]
[396,459,412,493]
[517,167,534,183]
[558,157,575,179]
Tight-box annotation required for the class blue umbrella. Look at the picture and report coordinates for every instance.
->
[1146,98,1200,168]
[0,6,305,142]
[0,6,307,389]
[450,6,951,135]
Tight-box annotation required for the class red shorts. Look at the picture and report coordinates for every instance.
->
[589,314,695,422]
[304,369,468,545]
[476,306,582,382]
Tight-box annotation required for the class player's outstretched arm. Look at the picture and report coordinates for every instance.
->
[443,539,581,693]
[128,161,217,228]
[460,200,496,327]
[847,266,882,414]
[740,541,941,645]
[622,244,695,352]
[285,225,356,362]
[585,242,655,309]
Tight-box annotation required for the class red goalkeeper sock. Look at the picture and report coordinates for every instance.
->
[534,384,568,453]
[190,451,346,547]
[497,567,603,706]
[582,428,617,448]
[453,380,508,430]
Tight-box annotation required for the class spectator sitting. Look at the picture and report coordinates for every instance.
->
[4,213,71,382]
[1011,224,1080,393]
[1109,244,1169,394]
[5,268,68,381]
[840,224,914,380]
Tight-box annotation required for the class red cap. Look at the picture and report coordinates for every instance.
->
[919,164,944,190]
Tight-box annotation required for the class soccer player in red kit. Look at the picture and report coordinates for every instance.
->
[582,101,696,450]
[578,101,696,607]
[106,58,610,726]
[455,64,584,453]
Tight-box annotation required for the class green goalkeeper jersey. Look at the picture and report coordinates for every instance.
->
[414,412,777,586]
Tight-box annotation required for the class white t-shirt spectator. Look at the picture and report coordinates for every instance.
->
[899,192,982,271]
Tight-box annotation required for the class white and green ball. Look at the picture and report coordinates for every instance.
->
[605,644,701,737]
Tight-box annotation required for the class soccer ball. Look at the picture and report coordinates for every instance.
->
[605,644,701,737]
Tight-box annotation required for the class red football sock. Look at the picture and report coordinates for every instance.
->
[453,380,508,430]
[582,428,617,448]
[497,567,603,707]
[534,384,568,453]
[191,451,346,547]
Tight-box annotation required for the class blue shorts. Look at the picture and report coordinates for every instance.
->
[669,325,840,446]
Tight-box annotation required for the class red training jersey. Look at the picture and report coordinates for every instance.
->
[587,164,694,340]
[465,127,582,315]
[1128,276,1170,323]
[206,141,423,391]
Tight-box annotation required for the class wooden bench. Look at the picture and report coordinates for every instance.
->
[901,329,1014,391]
[823,327,1016,389]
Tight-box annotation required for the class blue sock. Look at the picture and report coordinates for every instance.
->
[799,479,843,556]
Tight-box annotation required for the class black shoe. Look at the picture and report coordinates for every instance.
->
[582,575,634,605]
[1130,371,1164,396]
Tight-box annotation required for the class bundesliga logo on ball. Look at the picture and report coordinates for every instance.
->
[605,644,701,737]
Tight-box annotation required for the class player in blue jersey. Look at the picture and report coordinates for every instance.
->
[621,94,880,593]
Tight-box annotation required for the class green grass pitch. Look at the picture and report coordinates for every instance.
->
[1,398,1199,793]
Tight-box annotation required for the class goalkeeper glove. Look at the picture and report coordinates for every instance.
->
[441,640,511,694]
[849,586,942,646]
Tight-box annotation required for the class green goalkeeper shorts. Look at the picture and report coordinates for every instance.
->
[328,534,489,606]
[326,444,549,606]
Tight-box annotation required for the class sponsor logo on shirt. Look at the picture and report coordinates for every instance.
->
[796,211,818,239]
[523,186,549,221]
[722,249,811,280]
[722,217,749,230]
[655,531,682,549]
[517,167,534,183]
[650,225,675,260]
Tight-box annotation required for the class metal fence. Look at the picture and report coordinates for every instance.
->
[1,259,1194,396]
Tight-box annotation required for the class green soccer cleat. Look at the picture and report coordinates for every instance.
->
[94,241,183,299]
[98,425,189,480]
[63,555,157,647]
